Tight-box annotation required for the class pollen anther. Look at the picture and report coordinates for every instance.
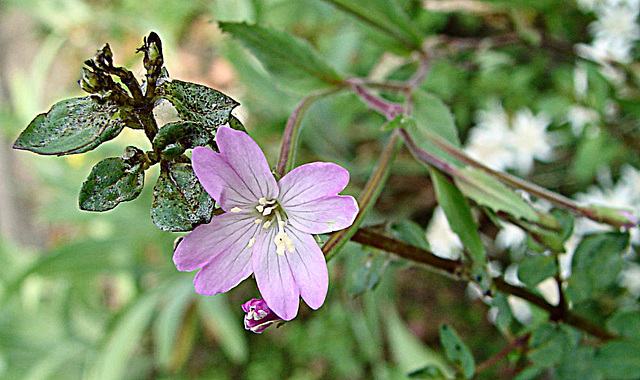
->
[230,207,242,213]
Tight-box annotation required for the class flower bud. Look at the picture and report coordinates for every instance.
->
[242,298,282,333]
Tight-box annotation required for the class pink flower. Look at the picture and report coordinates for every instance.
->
[242,298,282,333]
[173,127,358,320]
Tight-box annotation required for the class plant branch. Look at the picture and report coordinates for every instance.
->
[476,333,531,374]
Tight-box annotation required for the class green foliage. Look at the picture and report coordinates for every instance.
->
[79,156,145,212]
[13,97,129,156]
[439,324,476,379]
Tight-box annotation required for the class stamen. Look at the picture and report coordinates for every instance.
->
[256,205,264,213]
[262,220,272,229]
[258,198,267,205]
[262,207,273,216]
[230,207,242,213]
[247,237,256,248]
[254,218,263,224]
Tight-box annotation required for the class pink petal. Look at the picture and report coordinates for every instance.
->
[192,147,258,211]
[278,162,350,206]
[285,227,329,310]
[216,127,278,201]
[173,212,260,272]
[285,195,359,234]
[252,228,300,320]
[193,245,254,296]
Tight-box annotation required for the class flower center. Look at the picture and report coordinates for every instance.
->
[250,198,295,255]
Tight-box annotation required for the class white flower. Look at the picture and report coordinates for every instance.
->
[464,101,515,171]
[566,105,600,136]
[508,108,553,174]
[426,206,462,259]
[496,222,527,250]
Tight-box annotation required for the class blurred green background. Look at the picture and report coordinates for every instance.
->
[1,0,638,379]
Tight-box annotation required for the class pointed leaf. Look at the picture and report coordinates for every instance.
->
[517,255,558,287]
[157,79,239,130]
[151,163,215,231]
[390,220,430,251]
[13,97,128,156]
[454,167,539,221]
[79,157,144,212]
[439,324,475,379]
[219,22,344,91]
[429,169,485,263]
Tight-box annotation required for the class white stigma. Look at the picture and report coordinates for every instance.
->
[273,210,294,255]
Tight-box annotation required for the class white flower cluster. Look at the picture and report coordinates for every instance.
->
[464,100,554,175]
[576,0,640,64]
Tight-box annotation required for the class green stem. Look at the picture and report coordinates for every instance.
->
[323,131,402,261]
[276,87,343,177]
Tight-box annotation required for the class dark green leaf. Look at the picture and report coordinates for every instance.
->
[527,324,571,367]
[218,22,344,91]
[595,340,640,379]
[320,0,423,51]
[429,169,485,263]
[151,163,215,231]
[157,79,239,129]
[607,311,640,340]
[13,97,128,156]
[571,232,629,290]
[517,255,557,287]
[454,167,539,222]
[492,293,514,332]
[79,157,144,212]
[555,347,602,380]
[152,121,213,159]
[439,324,475,379]
[349,251,390,297]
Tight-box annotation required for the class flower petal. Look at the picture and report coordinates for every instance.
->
[285,227,329,310]
[252,228,300,320]
[193,245,254,296]
[285,195,359,234]
[173,212,260,272]
[278,162,350,206]
[216,127,278,200]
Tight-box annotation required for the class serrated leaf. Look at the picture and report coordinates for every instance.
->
[517,255,557,287]
[594,340,640,379]
[454,167,539,221]
[79,157,144,212]
[13,97,128,156]
[157,79,239,129]
[152,121,213,159]
[151,163,215,231]
[321,0,423,51]
[439,324,475,379]
[349,252,390,297]
[429,169,485,263]
[219,22,344,91]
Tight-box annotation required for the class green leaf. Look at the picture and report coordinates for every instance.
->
[403,91,463,167]
[349,251,390,297]
[198,295,248,364]
[555,346,602,380]
[429,169,485,263]
[13,97,128,156]
[320,0,423,51]
[407,365,447,379]
[151,163,215,231]
[218,22,344,91]
[517,255,558,287]
[607,311,640,340]
[570,232,629,291]
[454,167,539,222]
[595,340,640,379]
[152,120,212,159]
[527,324,571,367]
[157,79,239,129]
[439,324,475,379]
[390,219,430,251]
[87,291,161,380]
[492,293,514,333]
[79,157,145,212]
